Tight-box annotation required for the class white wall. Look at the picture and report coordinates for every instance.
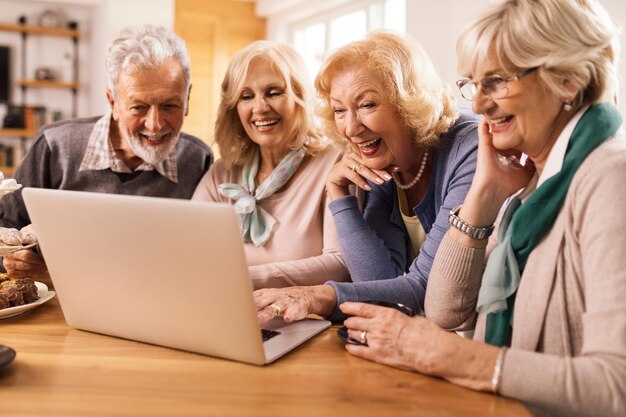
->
[0,0,174,123]
[258,0,626,115]
[406,0,626,115]
[90,0,174,114]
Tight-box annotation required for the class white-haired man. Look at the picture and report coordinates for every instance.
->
[0,25,213,277]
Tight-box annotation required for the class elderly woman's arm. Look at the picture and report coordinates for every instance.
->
[329,184,407,281]
[426,119,533,328]
[424,233,486,330]
[248,203,350,288]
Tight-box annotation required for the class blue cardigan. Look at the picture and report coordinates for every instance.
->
[326,109,479,320]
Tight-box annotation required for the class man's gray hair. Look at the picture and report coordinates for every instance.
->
[105,24,191,100]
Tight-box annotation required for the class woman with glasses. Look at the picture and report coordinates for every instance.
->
[334,1,626,416]
[255,31,478,326]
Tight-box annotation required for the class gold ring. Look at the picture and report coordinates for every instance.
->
[359,330,368,345]
[269,304,282,317]
[351,163,362,172]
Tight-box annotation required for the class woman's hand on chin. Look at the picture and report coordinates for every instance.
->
[457,119,537,231]
[254,285,338,324]
[472,119,536,202]
[326,153,393,200]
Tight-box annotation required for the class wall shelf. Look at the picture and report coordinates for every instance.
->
[0,128,37,138]
[18,80,79,89]
[0,22,80,38]
[0,19,80,174]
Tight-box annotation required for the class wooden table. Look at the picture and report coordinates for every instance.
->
[1,291,531,417]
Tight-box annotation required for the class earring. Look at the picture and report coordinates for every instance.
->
[563,101,573,112]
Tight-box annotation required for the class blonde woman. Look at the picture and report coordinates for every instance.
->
[254,31,478,323]
[192,41,349,289]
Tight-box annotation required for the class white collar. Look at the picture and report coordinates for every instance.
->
[536,106,589,188]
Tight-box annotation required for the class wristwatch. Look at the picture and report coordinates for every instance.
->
[448,205,494,240]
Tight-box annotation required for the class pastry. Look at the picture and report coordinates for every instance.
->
[0,278,39,309]
[0,228,22,246]
[0,227,38,246]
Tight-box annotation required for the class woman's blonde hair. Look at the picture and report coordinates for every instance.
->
[315,30,457,150]
[457,0,620,113]
[215,40,325,167]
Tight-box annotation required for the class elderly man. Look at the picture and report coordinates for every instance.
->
[0,24,213,277]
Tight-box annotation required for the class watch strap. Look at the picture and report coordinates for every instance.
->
[448,205,495,240]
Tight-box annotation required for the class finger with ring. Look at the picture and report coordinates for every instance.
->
[351,163,363,172]
[269,304,282,317]
[359,330,368,345]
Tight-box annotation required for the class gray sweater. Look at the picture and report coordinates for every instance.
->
[0,116,213,229]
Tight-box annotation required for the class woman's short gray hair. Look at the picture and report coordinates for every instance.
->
[457,0,620,112]
[105,24,191,103]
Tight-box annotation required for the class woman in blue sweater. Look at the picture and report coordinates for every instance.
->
[256,31,478,322]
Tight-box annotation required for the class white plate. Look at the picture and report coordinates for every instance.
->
[0,281,56,320]
[0,243,38,256]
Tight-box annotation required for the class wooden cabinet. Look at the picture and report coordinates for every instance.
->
[0,21,80,176]
[175,0,265,151]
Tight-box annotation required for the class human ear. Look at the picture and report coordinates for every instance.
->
[562,79,581,103]
[185,84,192,117]
[105,89,119,120]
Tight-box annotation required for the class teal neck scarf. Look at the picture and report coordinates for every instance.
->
[218,147,306,247]
[477,103,623,346]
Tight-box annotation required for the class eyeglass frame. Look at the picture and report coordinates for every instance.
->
[456,67,538,101]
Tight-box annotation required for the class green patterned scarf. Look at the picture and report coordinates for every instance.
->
[477,103,623,346]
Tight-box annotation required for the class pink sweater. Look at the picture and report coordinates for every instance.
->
[192,146,349,288]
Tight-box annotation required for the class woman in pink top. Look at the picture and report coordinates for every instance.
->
[192,41,349,289]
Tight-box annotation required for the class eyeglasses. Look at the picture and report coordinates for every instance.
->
[456,67,538,101]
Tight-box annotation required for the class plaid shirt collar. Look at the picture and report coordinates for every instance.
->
[78,113,178,183]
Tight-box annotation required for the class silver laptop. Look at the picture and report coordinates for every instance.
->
[22,187,330,365]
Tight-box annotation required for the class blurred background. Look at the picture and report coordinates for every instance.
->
[0,0,624,168]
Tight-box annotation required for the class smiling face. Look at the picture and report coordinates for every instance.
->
[108,59,188,166]
[329,69,419,173]
[471,51,575,168]
[236,60,298,157]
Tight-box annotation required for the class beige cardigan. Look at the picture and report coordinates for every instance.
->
[426,134,626,417]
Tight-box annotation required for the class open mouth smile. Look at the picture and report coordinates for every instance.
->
[355,137,382,157]
[139,132,170,146]
[253,119,280,130]
[488,115,514,133]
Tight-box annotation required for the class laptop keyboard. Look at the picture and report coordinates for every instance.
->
[261,329,281,342]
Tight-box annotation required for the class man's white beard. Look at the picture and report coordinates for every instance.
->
[126,130,179,166]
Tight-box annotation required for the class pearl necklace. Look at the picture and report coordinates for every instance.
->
[393,150,429,190]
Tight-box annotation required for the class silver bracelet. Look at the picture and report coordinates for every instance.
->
[491,347,507,393]
[448,205,495,240]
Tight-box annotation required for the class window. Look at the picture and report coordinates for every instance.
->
[290,0,406,79]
